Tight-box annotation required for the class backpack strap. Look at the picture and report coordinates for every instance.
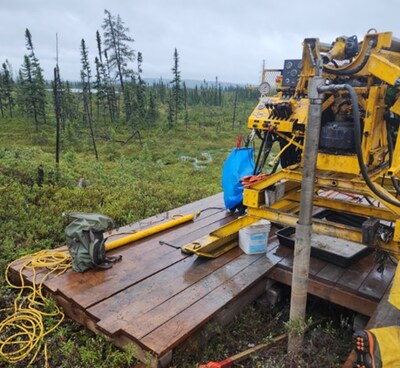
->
[88,230,122,270]
[105,255,122,263]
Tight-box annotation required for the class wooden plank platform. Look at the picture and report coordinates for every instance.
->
[8,193,397,367]
[8,194,288,367]
[268,246,396,317]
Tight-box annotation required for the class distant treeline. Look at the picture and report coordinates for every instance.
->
[0,9,259,156]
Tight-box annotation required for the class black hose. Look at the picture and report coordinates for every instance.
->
[330,59,340,68]
[259,134,274,171]
[364,196,376,206]
[270,157,280,174]
[348,85,400,207]
[253,131,266,175]
[253,130,270,175]
[318,83,400,207]
[322,39,374,76]
[385,120,400,195]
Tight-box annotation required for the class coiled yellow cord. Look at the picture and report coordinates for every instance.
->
[0,249,71,366]
[0,212,199,366]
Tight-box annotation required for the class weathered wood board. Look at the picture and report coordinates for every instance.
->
[8,193,396,367]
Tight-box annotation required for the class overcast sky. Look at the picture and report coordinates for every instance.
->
[0,0,398,84]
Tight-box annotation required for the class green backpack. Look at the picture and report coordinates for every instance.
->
[65,212,122,272]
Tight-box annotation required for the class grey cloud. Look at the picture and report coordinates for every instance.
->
[0,0,397,84]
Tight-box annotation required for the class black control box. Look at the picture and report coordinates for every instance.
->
[281,59,302,87]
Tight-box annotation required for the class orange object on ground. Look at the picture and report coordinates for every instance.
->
[198,359,234,368]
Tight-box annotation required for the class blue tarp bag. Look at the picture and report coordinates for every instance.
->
[222,147,255,210]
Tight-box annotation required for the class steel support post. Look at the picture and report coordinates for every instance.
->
[288,63,325,355]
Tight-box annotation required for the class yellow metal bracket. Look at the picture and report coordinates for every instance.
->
[181,215,261,258]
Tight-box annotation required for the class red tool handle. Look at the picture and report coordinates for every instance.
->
[198,358,233,368]
[236,135,242,149]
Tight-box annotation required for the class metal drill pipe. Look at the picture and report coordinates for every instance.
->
[288,67,325,354]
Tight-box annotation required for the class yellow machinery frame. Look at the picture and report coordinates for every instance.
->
[182,31,400,260]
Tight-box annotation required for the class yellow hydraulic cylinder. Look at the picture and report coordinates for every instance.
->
[105,213,197,251]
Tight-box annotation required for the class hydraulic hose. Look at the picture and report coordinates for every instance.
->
[386,119,400,195]
[322,39,375,76]
[253,130,270,175]
[259,133,275,171]
[318,83,400,207]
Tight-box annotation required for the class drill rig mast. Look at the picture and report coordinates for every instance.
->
[182,30,400,260]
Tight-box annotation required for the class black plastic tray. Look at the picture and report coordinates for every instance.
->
[276,210,372,267]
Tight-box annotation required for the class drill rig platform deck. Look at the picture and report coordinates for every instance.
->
[8,193,395,367]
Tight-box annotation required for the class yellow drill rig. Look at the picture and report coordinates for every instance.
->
[182,30,400,262]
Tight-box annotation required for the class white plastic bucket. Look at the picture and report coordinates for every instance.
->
[239,220,271,254]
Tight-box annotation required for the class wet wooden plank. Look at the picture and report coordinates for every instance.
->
[140,253,281,356]
[94,241,280,338]
[277,251,293,270]
[335,253,375,293]
[91,247,244,335]
[269,267,377,316]
[9,190,393,368]
[44,210,235,309]
[173,276,268,363]
[134,244,280,340]
[358,261,396,301]
[265,241,292,265]
[271,247,326,276]
[9,207,233,307]
[309,257,328,276]
[53,291,160,368]
[314,262,346,285]
[9,193,225,281]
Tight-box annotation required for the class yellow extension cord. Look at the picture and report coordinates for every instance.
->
[0,248,71,367]
[0,210,203,366]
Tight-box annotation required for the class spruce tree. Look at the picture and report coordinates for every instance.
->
[170,48,182,126]
[123,76,135,124]
[17,29,47,128]
[214,76,218,106]
[61,80,79,123]
[147,91,157,125]
[167,90,173,129]
[53,66,62,176]
[94,56,105,121]
[232,86,239,128]
[95,32,116,123]
[136,52,146,125]
[104,50,118,121]
[193,85,200,105]
[157,77,166,104]
[102,9,135,92]
[80,39,99,160]
[96,30,103,63]
[183,81,188,129]
[20,54,36,125]
[0,79,4,118]
[24,28,47,126]
[0,61,14,118]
